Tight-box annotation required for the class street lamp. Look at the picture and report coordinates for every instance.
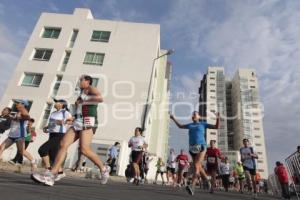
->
[142,49,175,130]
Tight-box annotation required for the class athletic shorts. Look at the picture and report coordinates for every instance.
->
[207,164,218,174]
[131,151,143,164]
[156,170,164,175]
[243,166,256,176]
[167,167,176,174]
[72,117,97,134]
[189,144,207,158]
[8,137,25,143]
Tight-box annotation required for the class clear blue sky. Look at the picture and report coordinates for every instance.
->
[0,0,299,174]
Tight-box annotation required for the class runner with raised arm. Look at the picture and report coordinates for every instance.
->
[170,111,220,196]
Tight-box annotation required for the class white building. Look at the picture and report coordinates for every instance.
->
[0,8,171,179]
[199,67,228,151]
[199,67,268,178]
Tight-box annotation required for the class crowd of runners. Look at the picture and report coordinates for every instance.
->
[0,74,268,199]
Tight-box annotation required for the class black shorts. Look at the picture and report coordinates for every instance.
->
[156,170,164,175]
[243,166,256,176]
[167,167,176,174]
[131,151,143,164]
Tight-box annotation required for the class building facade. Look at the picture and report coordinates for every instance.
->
[199,67,268,178]
[0,8,171,178]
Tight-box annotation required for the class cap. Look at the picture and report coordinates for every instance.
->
[14,99,30,107]
[53,98,68,109]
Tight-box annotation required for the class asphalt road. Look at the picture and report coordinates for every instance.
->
[0,172,280,200]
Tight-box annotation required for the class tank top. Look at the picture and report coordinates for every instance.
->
[75,89,98,127]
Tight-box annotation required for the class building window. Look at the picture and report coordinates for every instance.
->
[258,160,263,163]
[40,103,53,129]
[51,75,63,97]
[254,135,261,138]
[68,29,78,48]
[21,73,43,87]
[210,132,217,135]
[91,31,111,42]
[60,51,71,72]
[255,143,262,147]
[33,49,53,61]
[250,86,256,89]
[11,100,33,113]
[92,78,99,87]
[257,152,263,155]
[254,127,260,131]
[210,77,215,80]
[83,52,105,66]
[258,169,264,172]
[42,27,61,39]
[210,90,216,92]
[209,71,216,74]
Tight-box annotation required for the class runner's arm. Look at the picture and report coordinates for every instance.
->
[84,87,103,103]
[170,114,188,129]
[206,112,220,129]
[18,108,30,120]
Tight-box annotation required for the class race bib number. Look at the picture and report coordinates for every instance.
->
[48,119,56,130]
[207,157,216,164]
[189,145,201,154]
[84,117,95,127]
[179,160,186,165]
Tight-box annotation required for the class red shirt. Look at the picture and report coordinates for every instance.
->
[176,154,189,168]
[275,165,289,184]
[206,147,221,165]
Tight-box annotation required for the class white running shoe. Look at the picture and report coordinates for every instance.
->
[31,171,55,186]
[253,193,258,199]
[8,160,16,165]
[100,166,111,185]
[55,172,66,181]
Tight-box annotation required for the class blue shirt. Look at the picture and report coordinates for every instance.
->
[109,146,119,158]
[184,121,215,146]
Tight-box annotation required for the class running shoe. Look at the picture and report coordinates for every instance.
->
[99,165,111,185]
[253,193,258,199]
[8,160,16,165]
[31,171,55,186]
[186,185,195,196]
[55,171,66,181]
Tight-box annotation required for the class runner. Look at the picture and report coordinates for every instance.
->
[107,142,120,175]
[0,100,36,171]
[0,107,12,134]
[274,161,290,199]
[153,157,166,185]
[142,151,153,184]
[206,140,222,193]
[170,111,220,195]
[31,75,110,186]
[235,161,246,193]
[38,99,72,181]
[128,127,148,185]
[219,157,230,192]
[9,118,36,165]
[240,138,259,199]
[176,149,189,187]
[166,148,177,186]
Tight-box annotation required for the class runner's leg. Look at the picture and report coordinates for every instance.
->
[0,138,14,158]
[51,129,79,174]
[79,129,106,172]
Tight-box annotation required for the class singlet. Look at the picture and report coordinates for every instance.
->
[8,119,28,139]
[74,89,98,128]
